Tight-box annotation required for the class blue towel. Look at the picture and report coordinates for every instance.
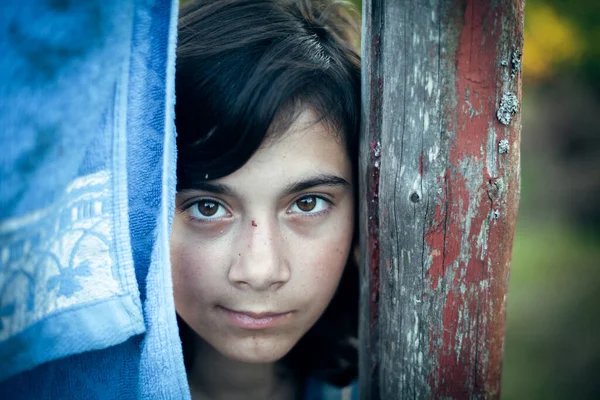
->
[303,378,359,400]
[0,0,189,398]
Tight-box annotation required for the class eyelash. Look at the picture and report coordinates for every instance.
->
[287,194,332,218]
[181,194,333,223]
[182,198,231,223]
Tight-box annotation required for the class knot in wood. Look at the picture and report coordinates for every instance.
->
[410,192,421,203]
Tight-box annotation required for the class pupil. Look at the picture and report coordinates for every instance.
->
[199,201,218,216]
[297,197,316,212]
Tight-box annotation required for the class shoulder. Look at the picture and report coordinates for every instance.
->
[302,377,358,400]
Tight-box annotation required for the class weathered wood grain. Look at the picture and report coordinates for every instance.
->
[359,0,524,398]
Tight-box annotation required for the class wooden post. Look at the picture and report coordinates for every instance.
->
[358,0,524,398]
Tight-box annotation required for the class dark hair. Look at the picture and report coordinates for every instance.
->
[175,0,361,387]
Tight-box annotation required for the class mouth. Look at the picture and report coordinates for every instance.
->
[218,306,294,330]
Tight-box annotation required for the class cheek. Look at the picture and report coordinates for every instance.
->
[313,236,350,278]
[170,217,229,311]
[293,210,354,303]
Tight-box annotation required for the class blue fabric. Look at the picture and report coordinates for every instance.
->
[0,0,188,398]
[303,378,359,400]
[126,1,189,397]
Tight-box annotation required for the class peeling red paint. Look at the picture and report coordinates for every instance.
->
[368,140,381,331]
[365,25,384,389]
[367,28,383,339]
[423,0,522,398]
[361,0,521,397]
[425,169,449,290]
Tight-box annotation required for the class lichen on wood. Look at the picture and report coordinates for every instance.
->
[511,49,522,78]
[497,92,519,126]
[498,139,510,154]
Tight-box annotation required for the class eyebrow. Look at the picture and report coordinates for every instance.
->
[181,174,350,197]
[282,174,351,196]
[182,181,234,196]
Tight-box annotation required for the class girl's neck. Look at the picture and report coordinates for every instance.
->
[187,337,299,400]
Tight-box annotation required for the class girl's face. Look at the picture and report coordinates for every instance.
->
[171,109,354,364]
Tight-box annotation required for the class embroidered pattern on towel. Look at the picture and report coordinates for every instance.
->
[0,170,122,340]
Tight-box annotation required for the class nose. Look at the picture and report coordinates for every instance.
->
[228,218,291,291]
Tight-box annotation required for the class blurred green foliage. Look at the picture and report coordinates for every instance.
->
[542,0,600,91]
[349,0,361,9]
[505,1,600,398]
[522,0,600,91]
[502,223,600,399]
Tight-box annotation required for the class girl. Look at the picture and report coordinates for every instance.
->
[171,0,361,398]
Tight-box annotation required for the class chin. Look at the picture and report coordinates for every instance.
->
[215,335,296,364]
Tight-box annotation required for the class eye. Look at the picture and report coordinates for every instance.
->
[186,199,230,220]
[288,195,330,215]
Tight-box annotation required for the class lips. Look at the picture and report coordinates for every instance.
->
[218,306,294,330]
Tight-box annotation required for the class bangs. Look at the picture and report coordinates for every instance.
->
[175,0,360,188]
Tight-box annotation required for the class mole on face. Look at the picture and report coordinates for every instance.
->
[251,220,257,227]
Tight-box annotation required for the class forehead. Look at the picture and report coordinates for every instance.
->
[218,109,352,191]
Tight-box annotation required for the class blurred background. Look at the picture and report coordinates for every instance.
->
[499,1,600,398]
[348,0,600,398]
